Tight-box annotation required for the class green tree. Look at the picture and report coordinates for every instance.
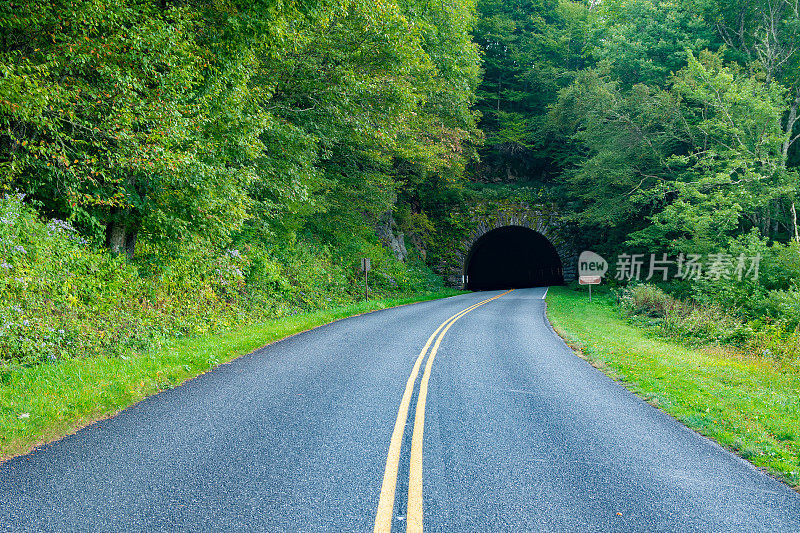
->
[473,0,591,183]
[586,0,718,88]
[550,49,796,251]
[242,0,481,257]
[631,51,796,251]
[0,0,317,256]
[549,68,684,247]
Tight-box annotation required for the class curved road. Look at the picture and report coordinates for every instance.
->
[1,288,799,531]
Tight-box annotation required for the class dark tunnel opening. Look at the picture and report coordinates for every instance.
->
[465,226,564,291]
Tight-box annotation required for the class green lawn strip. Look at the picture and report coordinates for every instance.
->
[0,289,464,462]
[546,286,800,488]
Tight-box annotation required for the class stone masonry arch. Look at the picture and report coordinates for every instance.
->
[442,206,577,288]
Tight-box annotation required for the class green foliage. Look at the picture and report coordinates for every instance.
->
[473,0,590,182]
[548,286,800,488]
[608,230,800,363]
[617,283,679,317]
[1,0,481,258]
[0,194,445,368]
[549,70,683,238]
[632,51,795,250]
[0,0,264,246]
[0,0,480,373]
[587,0,717,88]
[549,49,796,252]
[618,281,800,363]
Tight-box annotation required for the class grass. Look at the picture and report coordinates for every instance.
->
[0,289,464,462]
[546,285,800,489]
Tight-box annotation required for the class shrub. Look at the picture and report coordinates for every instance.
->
[616,281,799,363]
[659,305,754,346]
[759,287,800,331]
[618,284,679,318]
[0,194,445,368]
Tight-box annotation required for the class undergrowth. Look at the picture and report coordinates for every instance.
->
[0,193,444,370]
[617,283,800,365]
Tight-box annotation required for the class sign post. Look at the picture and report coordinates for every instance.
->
[579,275,602,302]
[360,258,371,300]
[578,251,608,303]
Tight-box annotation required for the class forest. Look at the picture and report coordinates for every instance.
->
[3,0,800,364]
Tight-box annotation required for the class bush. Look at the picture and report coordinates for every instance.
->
[617,282,799,363]
[659,305,755,347]
[618,284,679,318]
[0,194,446,368]
[762,288,800,331]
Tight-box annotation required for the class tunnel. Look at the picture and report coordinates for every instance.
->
[465,226,564,290]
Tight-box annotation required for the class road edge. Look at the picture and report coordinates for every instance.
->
[0,290,467,464]
[542,291,800,494]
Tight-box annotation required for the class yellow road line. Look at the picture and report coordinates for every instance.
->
[373,300,487,532]
[406,290,511,532]
[373,290,512,533]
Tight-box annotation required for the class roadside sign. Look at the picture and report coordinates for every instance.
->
[579,274,601,303]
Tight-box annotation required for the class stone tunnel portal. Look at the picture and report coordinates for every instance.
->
[465,226,564,291]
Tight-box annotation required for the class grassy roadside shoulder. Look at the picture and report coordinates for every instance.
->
[546,286,800,489]
[0,289,464,462]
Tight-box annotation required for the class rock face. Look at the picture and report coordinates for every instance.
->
[376,212,408,262]
[408,232,426,261]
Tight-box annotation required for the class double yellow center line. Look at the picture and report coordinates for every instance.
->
[373,290,513,532]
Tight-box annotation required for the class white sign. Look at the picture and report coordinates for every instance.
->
[361,257,371,272]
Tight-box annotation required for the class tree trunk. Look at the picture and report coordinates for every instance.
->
[106,218,126,254]
[105,209,138,259]
[125,230,137,259]
[783,91,800,158]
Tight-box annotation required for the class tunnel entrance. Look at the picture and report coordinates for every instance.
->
[465,226,564,290]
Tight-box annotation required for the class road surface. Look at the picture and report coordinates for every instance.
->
[1,288,799,531]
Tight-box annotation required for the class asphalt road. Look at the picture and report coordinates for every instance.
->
[1,288,799,532]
